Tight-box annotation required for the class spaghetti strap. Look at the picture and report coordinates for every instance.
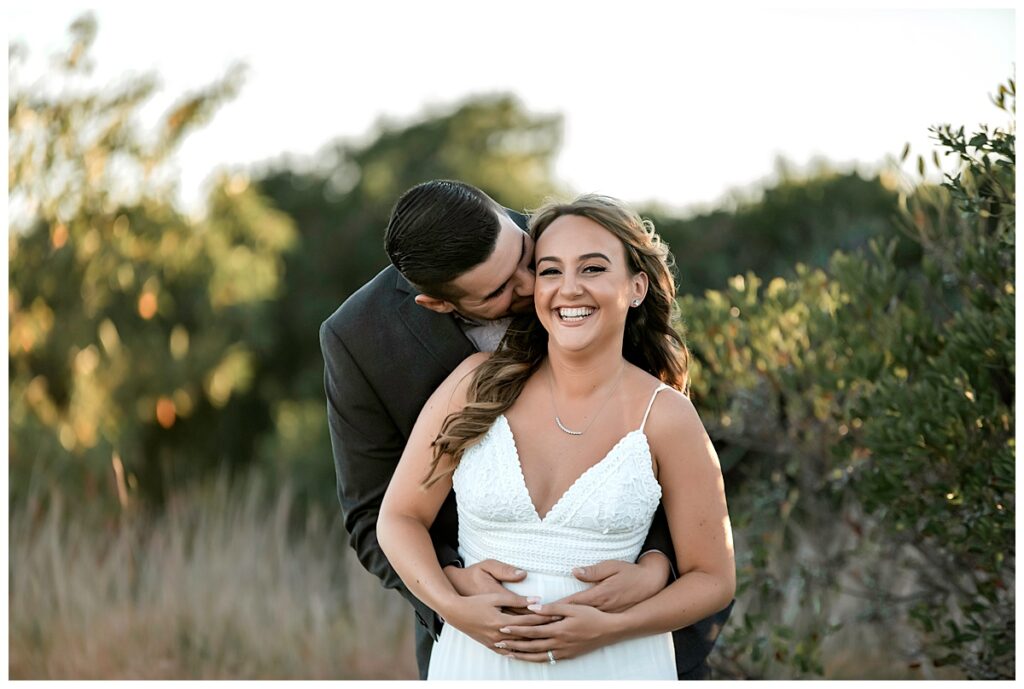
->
[640,383,671,432]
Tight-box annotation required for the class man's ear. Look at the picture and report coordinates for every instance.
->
[414,294,457,314]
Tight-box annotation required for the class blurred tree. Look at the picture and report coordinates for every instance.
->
[251,96,564,505]
[646,165,912,297]
[9,15,296,510]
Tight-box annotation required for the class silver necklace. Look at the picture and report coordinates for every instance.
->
[546,362,626,436]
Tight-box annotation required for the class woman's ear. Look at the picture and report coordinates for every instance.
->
[632,271,650,306]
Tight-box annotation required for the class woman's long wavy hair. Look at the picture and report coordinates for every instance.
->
[422,194,690,488]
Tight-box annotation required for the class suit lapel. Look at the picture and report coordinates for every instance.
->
[394,271,476,371]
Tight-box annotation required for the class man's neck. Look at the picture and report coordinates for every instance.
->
[451,311,509,328]
[453,313,513,353]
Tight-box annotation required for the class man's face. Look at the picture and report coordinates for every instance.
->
[446,211,536,321]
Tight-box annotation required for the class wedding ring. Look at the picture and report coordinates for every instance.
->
[547,650,557,665]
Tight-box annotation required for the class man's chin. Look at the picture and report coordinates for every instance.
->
[508,299,535,316]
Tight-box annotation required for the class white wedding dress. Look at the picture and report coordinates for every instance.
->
[427,384,676,680]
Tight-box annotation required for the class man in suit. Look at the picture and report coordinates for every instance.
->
[320,180,733,679]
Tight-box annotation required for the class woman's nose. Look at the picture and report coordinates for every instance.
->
[559,272,582,296]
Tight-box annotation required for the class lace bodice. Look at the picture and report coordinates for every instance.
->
[450,385,668,576]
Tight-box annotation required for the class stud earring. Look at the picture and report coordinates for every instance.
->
[632,299,641,307]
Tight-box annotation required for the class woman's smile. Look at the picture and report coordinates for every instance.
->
[554,305,598,325]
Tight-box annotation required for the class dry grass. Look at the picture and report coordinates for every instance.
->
[9,474,418,680]
[10,472,971,680]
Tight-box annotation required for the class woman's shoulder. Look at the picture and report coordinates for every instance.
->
[451,351,492,385]
[436,352,492,414]
[635,375,702,448]
[625,365,686,405]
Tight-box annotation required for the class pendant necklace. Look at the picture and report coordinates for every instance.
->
[546,361,626,436]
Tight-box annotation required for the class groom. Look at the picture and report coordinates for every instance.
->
[319,179,733,679]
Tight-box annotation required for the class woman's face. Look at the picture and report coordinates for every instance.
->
[533,214,647,354]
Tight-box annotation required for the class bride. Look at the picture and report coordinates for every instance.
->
[377,194,735,679]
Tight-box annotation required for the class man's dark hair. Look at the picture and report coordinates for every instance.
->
[384,180,502,301]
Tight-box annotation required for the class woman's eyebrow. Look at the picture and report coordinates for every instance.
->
[536,252,611,265]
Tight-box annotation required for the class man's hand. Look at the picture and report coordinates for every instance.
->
[552,552,671,613]
[444,558,526,595]
[444,559,535,614]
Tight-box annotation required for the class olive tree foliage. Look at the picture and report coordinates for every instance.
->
[844,79,1014,678]
[9,15,297,510]
[682,78,1014,679]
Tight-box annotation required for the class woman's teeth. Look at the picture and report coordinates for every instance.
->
[558,307,595,322]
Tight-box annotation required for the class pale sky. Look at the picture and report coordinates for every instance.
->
[7,2,1016,216]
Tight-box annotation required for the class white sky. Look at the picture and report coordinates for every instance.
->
[7,2,1017,216]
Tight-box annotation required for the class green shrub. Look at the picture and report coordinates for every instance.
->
[682,77,1014,679]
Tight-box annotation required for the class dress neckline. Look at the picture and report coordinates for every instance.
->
[496,414,650,524]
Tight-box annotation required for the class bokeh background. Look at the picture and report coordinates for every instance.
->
[7,3,1016,680]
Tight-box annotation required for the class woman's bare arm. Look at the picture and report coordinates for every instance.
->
[613,389,737,635]
[376,352,544,649]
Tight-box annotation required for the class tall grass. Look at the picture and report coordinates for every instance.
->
[9,473,418,679]
[10,469,967,679]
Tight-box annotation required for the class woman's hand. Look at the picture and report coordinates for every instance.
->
[493,602,626,662]
[439,592,559,653]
